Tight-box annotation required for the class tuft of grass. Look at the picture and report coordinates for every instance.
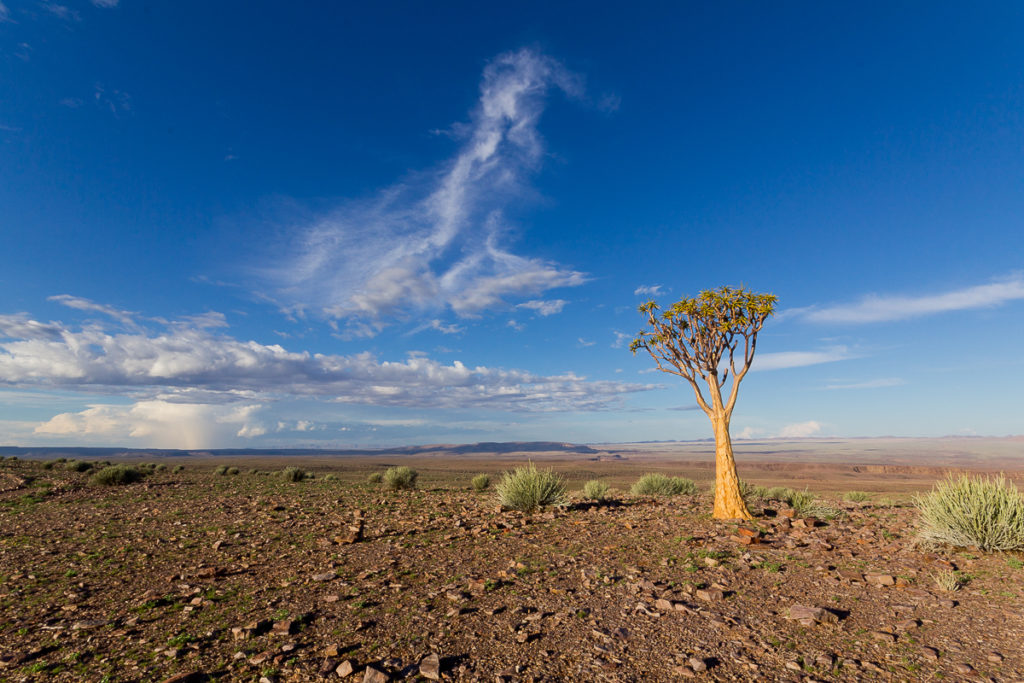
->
[173,465,185,473]
[765,486,795,502]
[471,474,491,492]
[383,466,418,490]
[787,488,843,520]
[278,466,306,482]
[64,460,93,472]
[91,464,143,486]
[496,462,567,513]
[932,568,961,592]
[227,467,240,476]
[213,465,228,476]
[914,474,1024,552]
[582,479,610,502]
[366,471,383,485]
[844,491,871,503]
[630,473,697,497]
[154,463,168,472]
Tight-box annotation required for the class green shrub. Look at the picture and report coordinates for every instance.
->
[173,465,185,473]
[213,465,228,476]
[91,465,143,486]
[764,486,794,502]
[64,460,92,472]
[366,472,384,485]
[582,479,610,502]
[914,474,1024,552]
[383,466,418,490]
[41,461,55,470]
[787,488,842,520]
[154,463,168,472]
[279,466,306,482]
[631,473,697,496]
[496,463,567,512]
[323,473,337,481]
[227,467,240,476]
[247,468,258,475]
[843,491,871,503]
[472,474,491,491]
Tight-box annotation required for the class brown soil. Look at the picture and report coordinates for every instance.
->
[1,457,1022,682]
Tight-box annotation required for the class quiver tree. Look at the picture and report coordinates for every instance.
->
[631,286,777,520]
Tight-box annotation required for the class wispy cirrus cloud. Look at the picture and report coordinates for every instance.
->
[633,285,664,297]
[265,48,588,336]
[824,377,904,390]
[517,299,567,316]
[48,294,136,326]
[755,346,854,371]
[777,420,822,438]
[91,0,119,7]
[792,275,1024,324]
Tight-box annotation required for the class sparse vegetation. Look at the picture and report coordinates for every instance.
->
[631,473,697,497]
[844,491,871,503]
[933,568,961,592]
[582,479,610,502]
[90,464,143,486]
[366,471,384,485]
[765,486,795,502]
[471,474,491,491]
[279,466,306,482]
[914,474,1024,551]
[64,460,93,472]
[496,462,567,512]
[227,467,240,475]
[213,465,228,476]
[382,466,418,490]
[785,488,842,520]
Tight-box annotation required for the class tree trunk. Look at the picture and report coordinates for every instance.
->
[710,412,752,520]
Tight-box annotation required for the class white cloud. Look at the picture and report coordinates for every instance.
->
[35,401,264,449]
[410,319,465,335]
[825,377,905,390]
[49,294,136,326]
[0,312,651,412]
[577,337,595,347]
[633,285,663,297]
[91,0,118,7]
[611,331,632,349]
[517,299,567,316]
[755,346,854,370]
[266,48,587,336]
[506,320,525,332]
[797,275,1024,324]
[778,420,822,438]
[42,3,80,21]
[0,3,10,22]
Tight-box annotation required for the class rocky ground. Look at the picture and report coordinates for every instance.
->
[1,459,1023,682]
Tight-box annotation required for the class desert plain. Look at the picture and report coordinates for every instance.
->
[1,437,1023,682]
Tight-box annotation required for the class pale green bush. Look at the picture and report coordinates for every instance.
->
[631,473,697,496]
[496,463,567,512]
[366,471,383,485]
[471,474,491,491]
[915,474,1024,552]
[91,464,143,486]
[582,480,610,502]
[279,466,306,482]
[383,466,418,490]
[844,491,871,503]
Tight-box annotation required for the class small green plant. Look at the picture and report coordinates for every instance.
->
[366,471,384,485]
[279,466,306,482]
[1007,556,1023,570]
[382,466,418,490]
[471,474,491,492]
[496,462,567,512]
[227,467,240,476]
[765,486,795,502]
[173,465,185,473]
[64,460,93,472]
[213,465,228,476]
[154,463,168,472]
[583,479,610,502]
[631,473,697,496]
[41,461,55,470]
[91,464,143,486]
[844,491,871,503]
[786,488,842,520]
[915,474,1024,551]
[932,568,961,592]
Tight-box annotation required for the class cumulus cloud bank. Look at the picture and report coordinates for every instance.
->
[268,48,587,336]
[0,311,650,413]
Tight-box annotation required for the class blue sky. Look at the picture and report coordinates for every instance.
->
[2,1,1023,448]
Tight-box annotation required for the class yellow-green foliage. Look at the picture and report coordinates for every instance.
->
[496,463,567,512]
[915,474,1024,552]
[471,474,491,491]
[631,473,697,496]
[383,466,418,490]
[582,480,610,502]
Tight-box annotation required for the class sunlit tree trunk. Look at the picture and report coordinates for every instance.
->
[710,412,751,519]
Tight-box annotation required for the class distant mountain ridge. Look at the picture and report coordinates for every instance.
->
[0,441,598,459]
